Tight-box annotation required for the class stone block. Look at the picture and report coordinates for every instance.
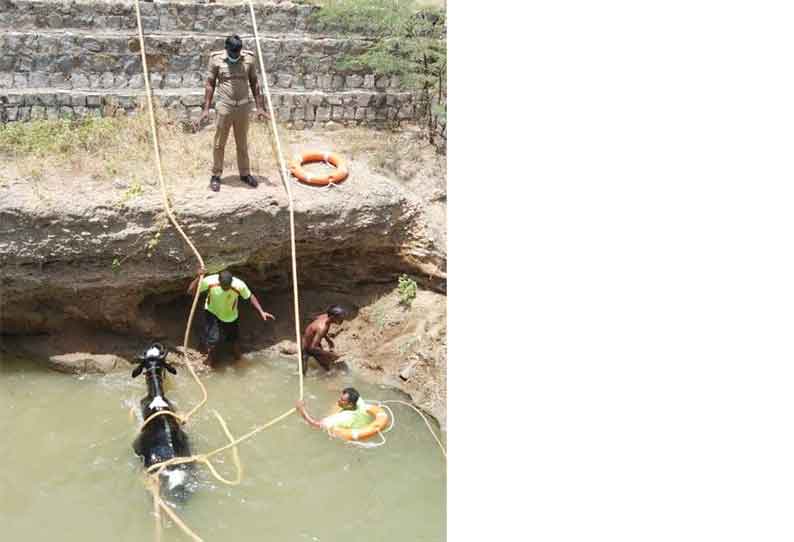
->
[398,104,414,119]
[292,94,306,107]
[346,74,363,88]
[106,16,122,30]
[114,74,129,89]
[83,38,103,53]
[343,106,356,120]
[51,73,71,90]
[354,93,371,107]
[99,72,115,89]
[142,16,159,32]
[87,95,102,107]
[181,94,203,107]
[327,94,342,106]
[30,106,46,120]
[165,73,182,88]
[277,107,291,122]
[303,105,315,121]
[276,73,292,88]
[332,75,345,90]
[150,73,164,89]
[46,13,64,29]
[160,13,179,31]
[29,72,49,88]
[292,107,304,121]
[376,76,389,89]
[331,106,344,120]
[366,108,377,121]
[40,93,57,106]
[316,107,330,122]
[363,74,376,89]
[318,74,333,89]
[57,93,72,105]
[308,93,324,106]
[182,72,202,87]
[280,94,293,106]
[0,73,12,89]
[390,75,400,88]
[13,73,28,88]
[355,107,366,120]
[17,106,31,121]
[293,120,305,130]
[5,107,18,122]
[128,74,145,89]
[303,75,316,89]
[72,95,87,107]
[4,94,22,105]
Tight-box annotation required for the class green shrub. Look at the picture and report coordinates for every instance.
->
[398,274,417,307]
[0,117,122,156]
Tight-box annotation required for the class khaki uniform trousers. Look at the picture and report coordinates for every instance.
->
[212,104,251,176]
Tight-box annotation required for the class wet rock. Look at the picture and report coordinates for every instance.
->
[48,353,128,374]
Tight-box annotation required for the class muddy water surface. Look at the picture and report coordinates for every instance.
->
[0,354,445,541]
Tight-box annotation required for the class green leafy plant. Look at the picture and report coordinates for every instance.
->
[398,274,417,307]
[312,0,446,146]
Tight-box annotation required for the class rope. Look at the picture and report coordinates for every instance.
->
[380,399,447,459]
[133,0,209,426]
[247,0,306,397]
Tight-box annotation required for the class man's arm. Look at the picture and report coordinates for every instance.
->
[187,267,207,295]
[194,61,217,129]
[296,400,324,429]
[248,59,268,121]
[249,293,275,321]
[322,325,335,350]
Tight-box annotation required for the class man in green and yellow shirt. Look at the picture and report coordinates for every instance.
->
[188,269,275,366]
[296,387,373,431]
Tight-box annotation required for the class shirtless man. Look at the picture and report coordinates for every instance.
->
[301,305,346,375]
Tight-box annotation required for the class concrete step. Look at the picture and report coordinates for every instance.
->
[0,87,421,127]
[0,0,327,36]
[0,30,388,92]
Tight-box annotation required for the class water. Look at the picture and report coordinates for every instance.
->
[0,355,446,541]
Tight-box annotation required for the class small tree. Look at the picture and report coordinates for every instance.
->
[313,0,447,147]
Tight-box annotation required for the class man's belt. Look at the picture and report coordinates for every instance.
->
[221,98,251,106]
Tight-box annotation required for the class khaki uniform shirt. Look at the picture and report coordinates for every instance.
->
[206,49,258,114]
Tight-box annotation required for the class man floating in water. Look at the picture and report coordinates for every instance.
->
[301,304,346,375]
[188,268,275,366]
[296,387,372,431]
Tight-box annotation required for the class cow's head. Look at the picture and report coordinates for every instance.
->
[131,343,177,379]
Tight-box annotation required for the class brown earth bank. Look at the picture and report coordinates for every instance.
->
[0,125,447,427]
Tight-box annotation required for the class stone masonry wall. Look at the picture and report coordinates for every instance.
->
[0,0,421,128]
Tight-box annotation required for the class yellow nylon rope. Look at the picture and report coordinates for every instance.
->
[133,0,208,426]
[247,0,306,398]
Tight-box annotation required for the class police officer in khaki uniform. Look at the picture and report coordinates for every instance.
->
[195,35,268,192]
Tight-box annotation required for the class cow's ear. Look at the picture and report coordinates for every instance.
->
[163,362,177,375]
[132,365,144,378]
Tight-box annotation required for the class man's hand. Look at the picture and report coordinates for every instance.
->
[260,310,275,321]
[296,400,305,412]
[256,109,268,122]
[193,110,209,131]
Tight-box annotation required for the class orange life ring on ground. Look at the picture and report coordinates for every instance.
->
[329,405,390,441]
[288,151,349,186]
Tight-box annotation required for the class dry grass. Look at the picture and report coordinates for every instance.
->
[0,107,442,194]
[0,106,284,190]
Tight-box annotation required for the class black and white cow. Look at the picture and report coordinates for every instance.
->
[131,343,193,501]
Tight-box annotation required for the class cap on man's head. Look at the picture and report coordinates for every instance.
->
[219,270,233,287]
[225,35,243,53]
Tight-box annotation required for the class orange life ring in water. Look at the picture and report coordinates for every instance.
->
[289,151,349,186]
[329,405,390,441]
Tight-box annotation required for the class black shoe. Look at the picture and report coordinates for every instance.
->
[240,175,258,188]
[209,176,221,192]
